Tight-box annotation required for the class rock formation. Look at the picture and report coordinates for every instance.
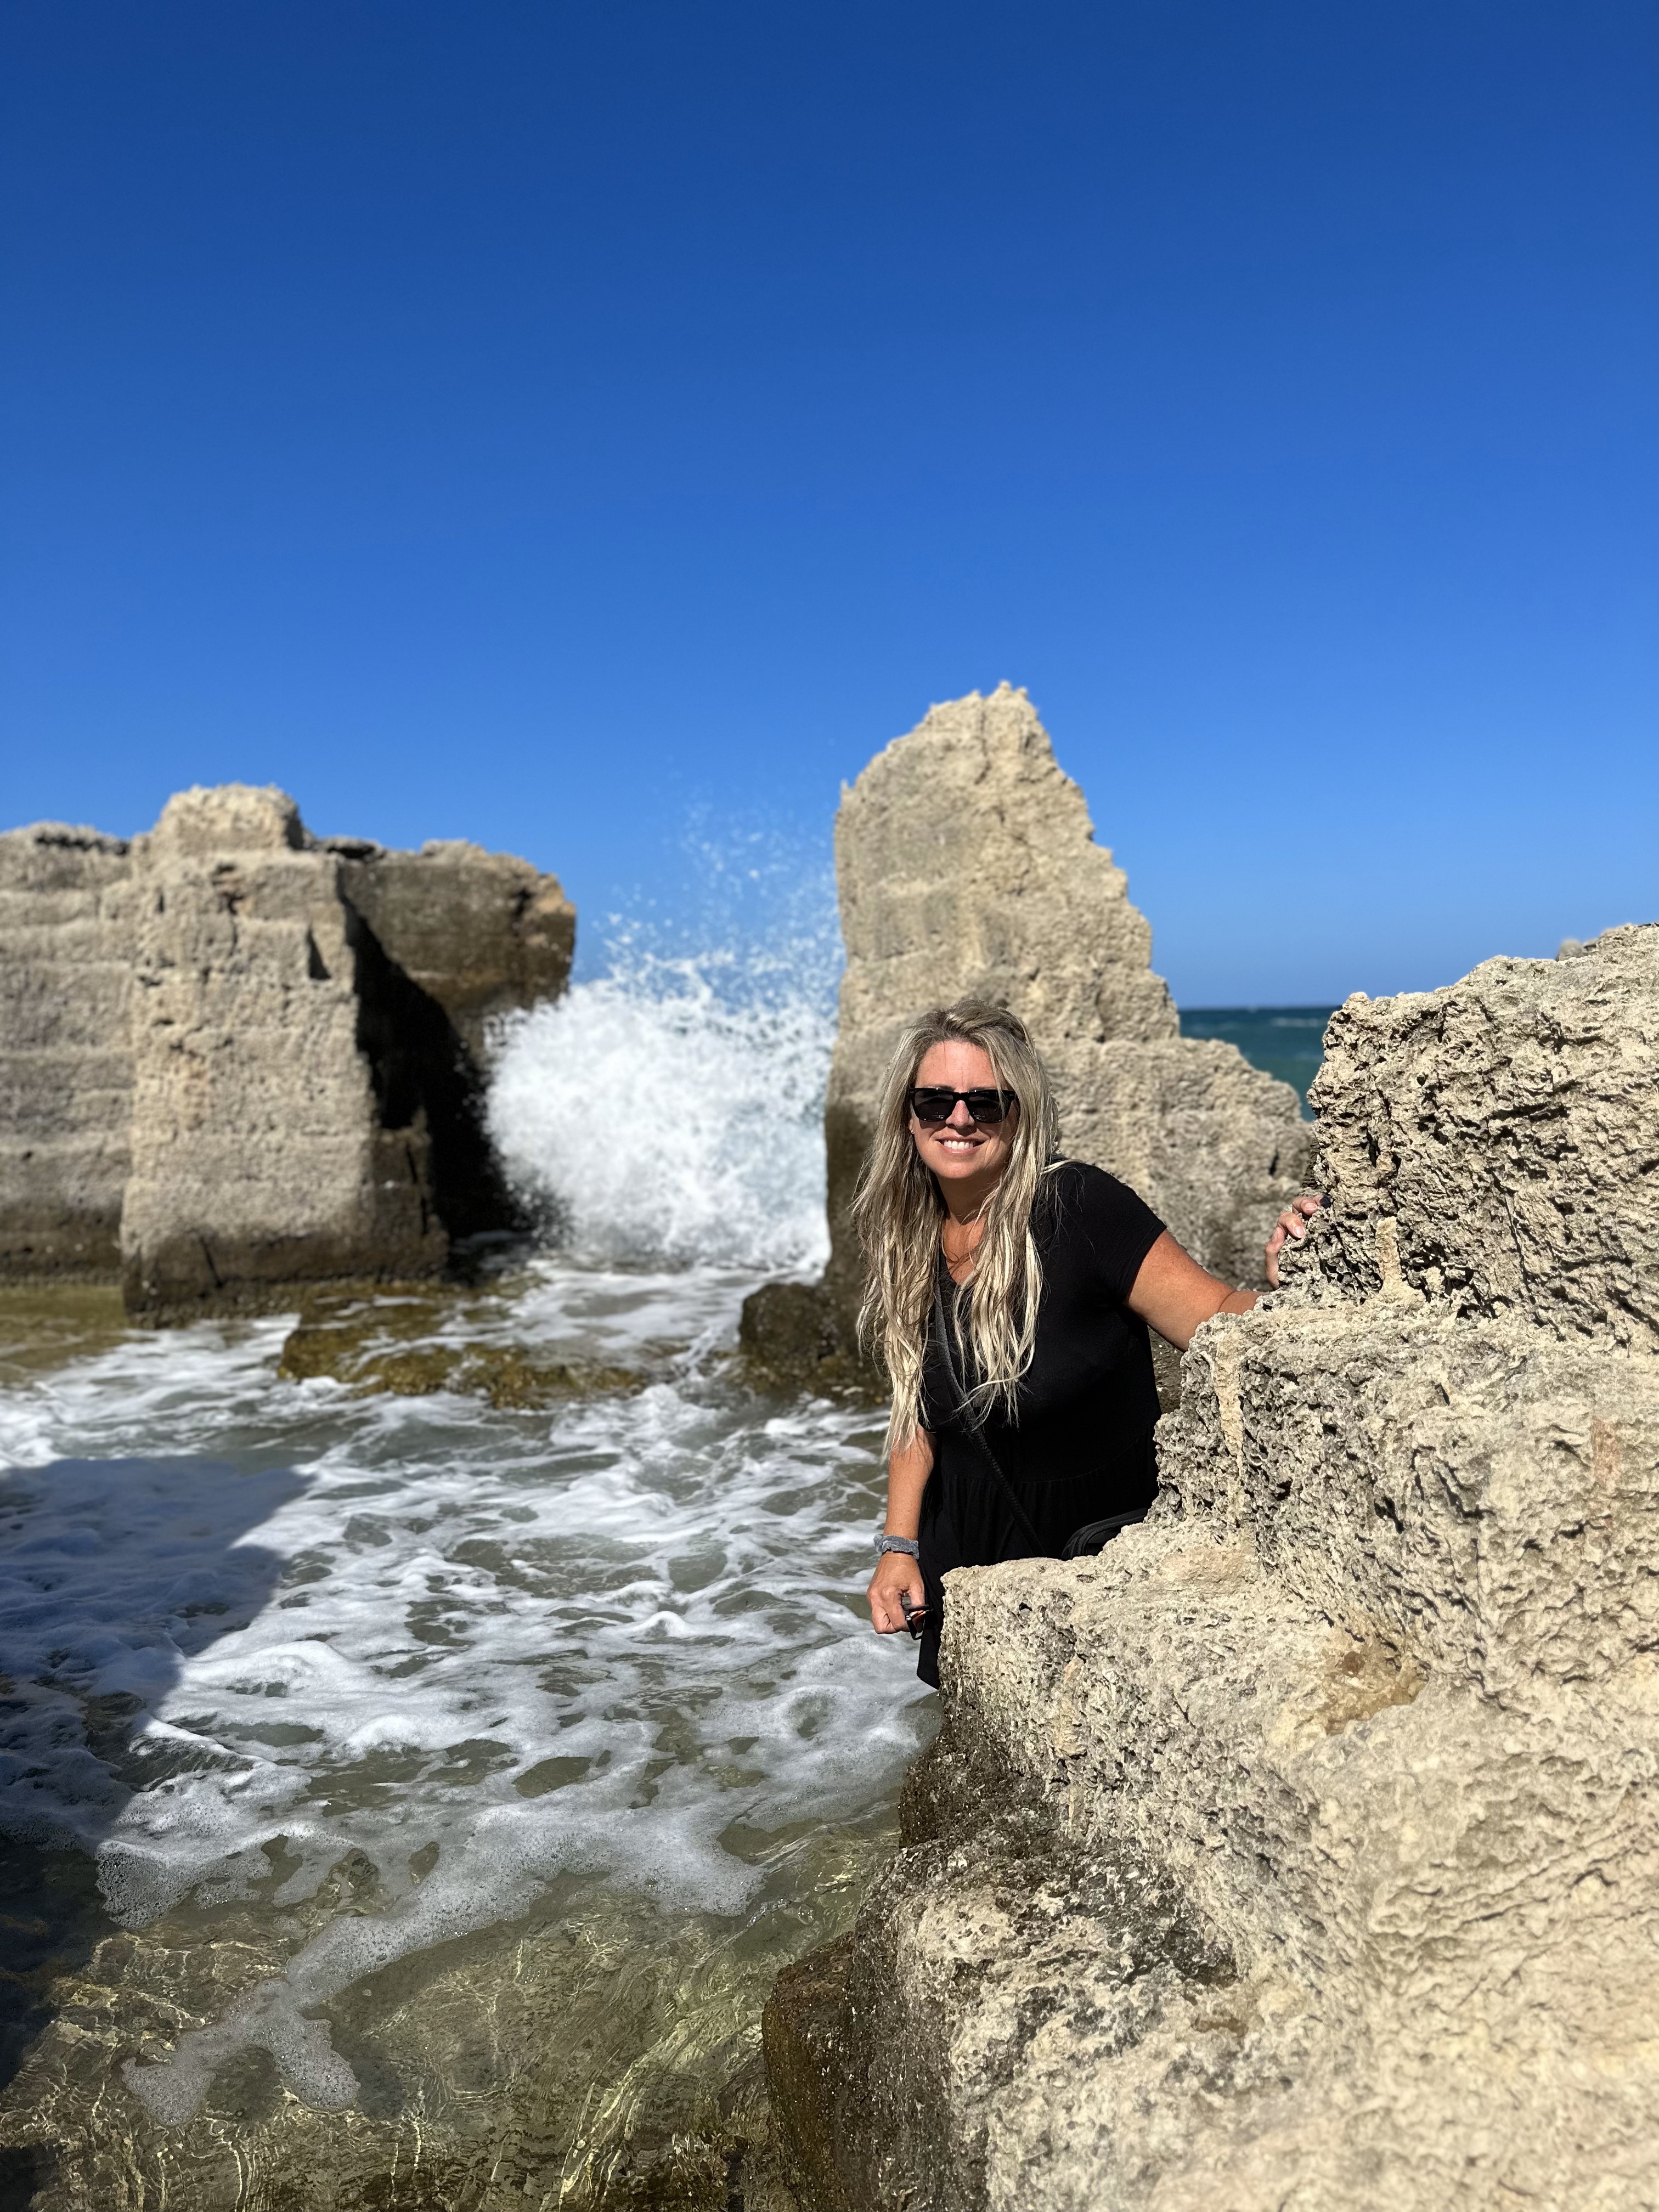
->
[0,824,138,1276]
[764,923,1659,2211]
[1303,927,1658,1346]
[330,836,574,1064]
[743,686,1311,1387]
[0,785,574,1317]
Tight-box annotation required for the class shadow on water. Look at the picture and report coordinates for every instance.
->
[0,1454,305,2165]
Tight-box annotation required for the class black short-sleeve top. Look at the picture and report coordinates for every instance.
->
[917,1159,1167,1577]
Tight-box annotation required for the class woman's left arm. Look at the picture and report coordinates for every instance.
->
[1127,1193,1325,1350]
[1125,1232,1255,1352]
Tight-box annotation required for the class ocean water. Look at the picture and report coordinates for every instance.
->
[1177,1005,1336,1108]
[0,943,929,2209]
[0,955,1330,2207]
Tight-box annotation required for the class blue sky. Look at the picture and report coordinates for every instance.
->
[3,1,1654,1003]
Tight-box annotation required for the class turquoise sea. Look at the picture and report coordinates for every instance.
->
[1177,1005,1338,1110]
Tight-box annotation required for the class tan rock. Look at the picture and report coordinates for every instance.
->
[0,782,575,1312]
[766,922,1659,2211]
[820,685,1311,1327]
[1297,923,1659,1348]
[0,825,137,1275]
[115,785,575,1318]
[331,837,574,1064]
[118,786,442,1314]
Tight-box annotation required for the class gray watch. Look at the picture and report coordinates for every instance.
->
[874,1534,920,1558]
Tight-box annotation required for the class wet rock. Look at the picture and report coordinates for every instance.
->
[765,926,1659,2210]
[277,1289,645,1408]
[737,1280,877,1397]
[744,687,1311,1378]
[0,1855,820,2212]
[0,825,137,1277]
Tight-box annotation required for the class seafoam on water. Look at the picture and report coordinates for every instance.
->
[0,939,929,2121]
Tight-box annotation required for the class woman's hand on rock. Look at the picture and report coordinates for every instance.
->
[868,1550,925,1635]
[1266,1193,1324,1289]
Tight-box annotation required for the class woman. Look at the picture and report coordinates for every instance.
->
[860,998,1318,1686]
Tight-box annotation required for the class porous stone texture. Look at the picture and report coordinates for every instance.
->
[119,788,445,1316]
[0,826,137,1276]
[815,687,1311,1339]
[766,924,1659,2211]
[1300,924,1659,1348]
[117,787,575,1318]
[0,783,575,1313]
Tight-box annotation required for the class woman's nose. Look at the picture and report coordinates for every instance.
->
[946,1102,975,1129]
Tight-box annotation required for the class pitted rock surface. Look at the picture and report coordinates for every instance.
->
[1299,923,1659,1346]
[0,825,137,1276]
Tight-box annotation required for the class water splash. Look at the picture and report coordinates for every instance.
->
[486,848,841,1272]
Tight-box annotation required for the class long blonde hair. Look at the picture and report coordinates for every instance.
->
[852,1000,1061,1456]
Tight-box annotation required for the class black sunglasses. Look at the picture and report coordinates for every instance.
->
[909,1086,1019,1126]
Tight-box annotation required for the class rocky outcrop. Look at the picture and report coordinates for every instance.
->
[0,786,574,1315]
[1300,926,1659,1347]
[0,825,137,1276]
[330,837,574,1063]
[746,687,1311,1387]
[765,924,1659,2211]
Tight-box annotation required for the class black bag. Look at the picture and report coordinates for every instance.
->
[1058,1506,1150,1560]
[932,1287,1149,1562]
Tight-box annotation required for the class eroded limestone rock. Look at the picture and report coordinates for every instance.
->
[120,787,450,1316]
[0,825,137,1276]
[331,836,575,1064]
[766,922,1659,2211]
[0,784,575,1313]
[0,785,574,1314]
[801,687,1312,1359]
[1300,924,1659,1347]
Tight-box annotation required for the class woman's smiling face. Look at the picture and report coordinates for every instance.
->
[908,1040,1019,1191]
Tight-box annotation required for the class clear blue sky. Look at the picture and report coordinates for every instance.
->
[3,2,1654,1004]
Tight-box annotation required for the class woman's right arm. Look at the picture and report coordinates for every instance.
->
[866,1427,934,1634]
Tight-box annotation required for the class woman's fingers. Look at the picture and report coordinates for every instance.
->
[867,1559,925,1634]
[1265,1194,1325,1289]
[867,1575,898,1632]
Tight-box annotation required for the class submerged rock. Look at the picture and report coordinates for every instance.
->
[745,686,1311,1387]
[0,785,575,1317]
[277,1289,645,1407]
[765,922,1659,2210]
[0,1835,808,2212]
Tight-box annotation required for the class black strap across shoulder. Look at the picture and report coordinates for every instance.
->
[930,1282,1148,1564]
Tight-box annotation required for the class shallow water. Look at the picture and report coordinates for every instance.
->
[0,957,931,2208]
[0,956,1330,2206]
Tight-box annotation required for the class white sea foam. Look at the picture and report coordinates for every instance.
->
[487,952,834,1272]
[0,926,925,2124]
